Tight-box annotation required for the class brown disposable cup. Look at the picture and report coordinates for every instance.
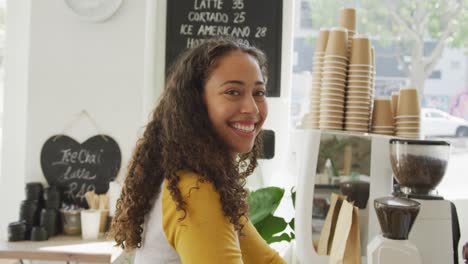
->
[373,131,394,135]
[321,86,345,93]
[347,85,371,92]
[348,64,373,71]
[350,35,371,64]
[320,114,344,122]
[348,79,372,86]
[321,103,345,112]
[323,59,348,68]
[395,123,420,128]
[347,90,371,97]
[397,87,420,116]
[322,66,347,75]
[347,90,372,97]
[322,92,345,100]
[322,70,347,77]
[322,90,346,97]
[315,28,330,53]
[322,73,347,82]
[346,110,370,117]
[339,7,356,31]
[325,27,348,57]
[319,119,343,126]
[394,121,420,126]
[346,116,369,123]
[346,95,371,102]
[348,69,373,75]
[347,74,372,82]
[372,97,394,126]
[323,76,347,83]
[345,123,369,132]
[346,101,370,108]
[346,103,371,110]
[324,54,349,62]
[321,98,345,105]
[346,113,370,120]
[396,128,420,134]
[391,92,399,117]
[321,81,346,88]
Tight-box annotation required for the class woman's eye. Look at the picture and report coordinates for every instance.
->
[254,90,266,97]
[226,90,240,96]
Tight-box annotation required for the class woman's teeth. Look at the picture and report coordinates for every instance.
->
[231,123,255,132]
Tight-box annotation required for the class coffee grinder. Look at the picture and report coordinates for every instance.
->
[367,196,422,264]
[389,138,460,264]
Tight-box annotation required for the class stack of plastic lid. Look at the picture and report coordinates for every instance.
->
[344,35,373,132]
[8,221,26,241]
[26,182,44,202]
[19,200,39,239]
[44,185,61,209]
[302,28,330,128]
[40,208,58,237]
[31,226,48,241]
[369,47,376,130]
[319,27,349,130]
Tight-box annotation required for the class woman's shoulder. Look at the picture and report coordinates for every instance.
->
[172,169,218,198]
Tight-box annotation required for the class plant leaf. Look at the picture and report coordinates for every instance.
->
[254,214,288,242]
[248,187,284,225]
[267,233,291,244]
[291,187,296,209]
[289,218,295,230]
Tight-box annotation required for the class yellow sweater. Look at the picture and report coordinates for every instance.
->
[134,170,286,264]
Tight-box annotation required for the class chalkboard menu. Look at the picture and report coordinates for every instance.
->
[166,0,283,97]
[40,135,121,208]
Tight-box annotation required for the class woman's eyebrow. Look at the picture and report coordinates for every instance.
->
[218,80,265,88]
[219,80,245,87]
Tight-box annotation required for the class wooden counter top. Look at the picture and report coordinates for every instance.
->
[0,235,125,263]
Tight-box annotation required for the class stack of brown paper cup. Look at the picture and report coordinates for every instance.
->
[303,28,330,128]
[391,91,399,118]
[339,7,356,59]
[371,97,394,135]
[368,47,376,130]
[344,35,372,132]
[319,27,349,130]
[395,87,421,138]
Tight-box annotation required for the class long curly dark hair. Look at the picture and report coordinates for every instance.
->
[110,37,268,250]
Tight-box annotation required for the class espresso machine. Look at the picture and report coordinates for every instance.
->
[389,138,461,264]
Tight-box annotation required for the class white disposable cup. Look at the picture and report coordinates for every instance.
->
[81,209,101,240]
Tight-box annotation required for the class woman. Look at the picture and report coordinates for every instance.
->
[111,37,285,264]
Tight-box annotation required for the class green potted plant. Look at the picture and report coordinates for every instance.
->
[248,187,295,244]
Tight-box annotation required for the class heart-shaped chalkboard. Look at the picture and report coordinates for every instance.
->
[40,135,121,208]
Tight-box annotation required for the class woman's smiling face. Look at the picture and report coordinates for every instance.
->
[203,50,268,155]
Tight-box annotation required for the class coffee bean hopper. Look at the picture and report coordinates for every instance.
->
[388,139,460,264]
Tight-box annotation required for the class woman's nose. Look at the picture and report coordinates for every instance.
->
[241,95,259,114]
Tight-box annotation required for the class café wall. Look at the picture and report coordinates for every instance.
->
[0,0,294,241]
[0,0,165,240]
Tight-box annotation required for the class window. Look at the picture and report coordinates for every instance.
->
[292,0,468,199]
[0,0,5,169]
